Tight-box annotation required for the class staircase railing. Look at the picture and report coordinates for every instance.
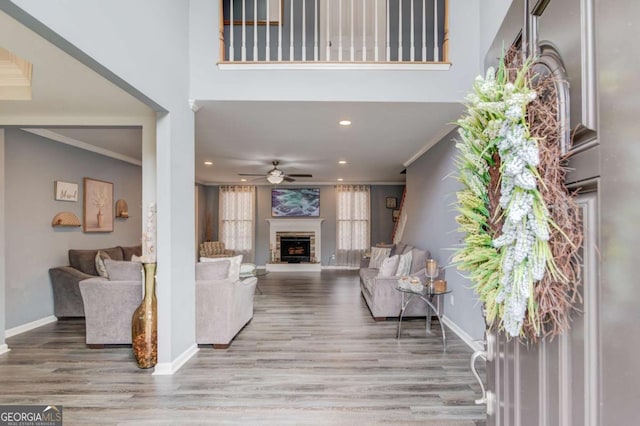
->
[219,0,449,65]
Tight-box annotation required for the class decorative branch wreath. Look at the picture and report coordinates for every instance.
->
[453,50,582,341]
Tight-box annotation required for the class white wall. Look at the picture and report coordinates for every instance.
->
[4,128,142,329]
[479,0,515,62]
[8,0,195,369]
[189,0,482,103]
[403,128,485,341]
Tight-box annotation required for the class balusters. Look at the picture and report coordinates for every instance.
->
[386,0,390,61]
[278,0,282,60]
[302,0,307,61]
[253,0,258,60]
[362,0,366,61]
[398,0,403,61]
[433,0,439,61]
[230,0,235,60]
[326,0,331,60]
[338,0,343,61]
[410,0,415,61]
[290,0,294,60]
[350,0,354,61]
[266,0,270,60]
[221,0,446,65]
[422,0,426,61]
[241,0,246,61]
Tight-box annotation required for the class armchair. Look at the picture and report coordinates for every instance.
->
[199,241,236,258]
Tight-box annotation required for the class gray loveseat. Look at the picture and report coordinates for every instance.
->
[360,242,431,320]
[49,245,142,318]
[195,260,257,349]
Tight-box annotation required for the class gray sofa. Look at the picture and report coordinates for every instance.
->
[49,245,142,317]
[360,243,431,320]
[195,260,257,349]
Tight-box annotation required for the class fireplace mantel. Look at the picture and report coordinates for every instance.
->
[266,218,324,271]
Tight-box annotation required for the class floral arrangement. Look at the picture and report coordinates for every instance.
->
[141,202,157,263]
[453,53,581,340]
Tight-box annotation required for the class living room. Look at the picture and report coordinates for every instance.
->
[3,0,637,424]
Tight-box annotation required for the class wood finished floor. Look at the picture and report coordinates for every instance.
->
[0,270,486,425]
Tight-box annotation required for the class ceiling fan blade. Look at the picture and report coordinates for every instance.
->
[283,176,296,182]
[287,174,313,178]
[238,173,266,176]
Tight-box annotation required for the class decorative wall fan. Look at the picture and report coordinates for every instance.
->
[239,160,312,184]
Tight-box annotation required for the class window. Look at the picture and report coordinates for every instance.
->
[219,185,256,262]
[336,184,370,266]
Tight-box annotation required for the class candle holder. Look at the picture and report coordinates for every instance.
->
[426,259,438,291]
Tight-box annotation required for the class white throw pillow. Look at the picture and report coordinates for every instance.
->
[368,247,391,269]
[95,250,111,278]
[377,255,400,277]
[395,250,413,276]
[200,254,243,281]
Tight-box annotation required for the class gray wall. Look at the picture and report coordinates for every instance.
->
[403,128,485,341]
[4,128,142,329]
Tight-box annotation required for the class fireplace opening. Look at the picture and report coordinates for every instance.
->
[280,236,311,263]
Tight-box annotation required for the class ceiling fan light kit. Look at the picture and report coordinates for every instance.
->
[239,160,312,184]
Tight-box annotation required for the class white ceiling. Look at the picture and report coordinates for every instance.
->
[1,10,464,185]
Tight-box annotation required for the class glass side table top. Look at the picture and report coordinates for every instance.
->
[239,269,269,278]
[395,285,452,296]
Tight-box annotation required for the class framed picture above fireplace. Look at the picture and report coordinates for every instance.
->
[271,188,320,217]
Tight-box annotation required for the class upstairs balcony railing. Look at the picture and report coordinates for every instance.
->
[219,0,449,68]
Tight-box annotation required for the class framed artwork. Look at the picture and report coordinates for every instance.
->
[392,209,401,222]
[83,178,113,233]
[386,197,397,209]
[271,188,320,217]
[54,181,78,202]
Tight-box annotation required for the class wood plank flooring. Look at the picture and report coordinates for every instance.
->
[0,270,486,425]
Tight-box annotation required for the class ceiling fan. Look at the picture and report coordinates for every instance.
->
[239,160,312,184]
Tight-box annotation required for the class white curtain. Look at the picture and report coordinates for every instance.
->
[336,184,370,267]
[219,185,256,263]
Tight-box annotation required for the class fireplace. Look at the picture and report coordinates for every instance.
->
[280,236,311,263]
[266,218,324,272]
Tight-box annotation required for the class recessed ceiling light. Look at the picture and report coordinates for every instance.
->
[338,160,348,165]
[339,120,352,126]
[204,161,213,165]
[240,178,247,182]
[337,178,344,181]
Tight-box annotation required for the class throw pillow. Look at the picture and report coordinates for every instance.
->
[104,259,143,281]
[377,254,400,277]
[368,247,391,269]
[95,250,111,278]
[196,260,231,280]
[395,250,413,276]
[200,254,243,280]
[410,249,428,274]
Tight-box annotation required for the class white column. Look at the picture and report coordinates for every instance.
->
[153,106,196,375]
[0,129,7,355]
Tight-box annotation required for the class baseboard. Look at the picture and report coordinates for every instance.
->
[152,343,199,376]
[0,344,9,355]
[5,315,58,338]
[321,265,359,270]
[441,315,484,353]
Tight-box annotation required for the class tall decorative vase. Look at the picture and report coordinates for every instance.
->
[131,263,157,369]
